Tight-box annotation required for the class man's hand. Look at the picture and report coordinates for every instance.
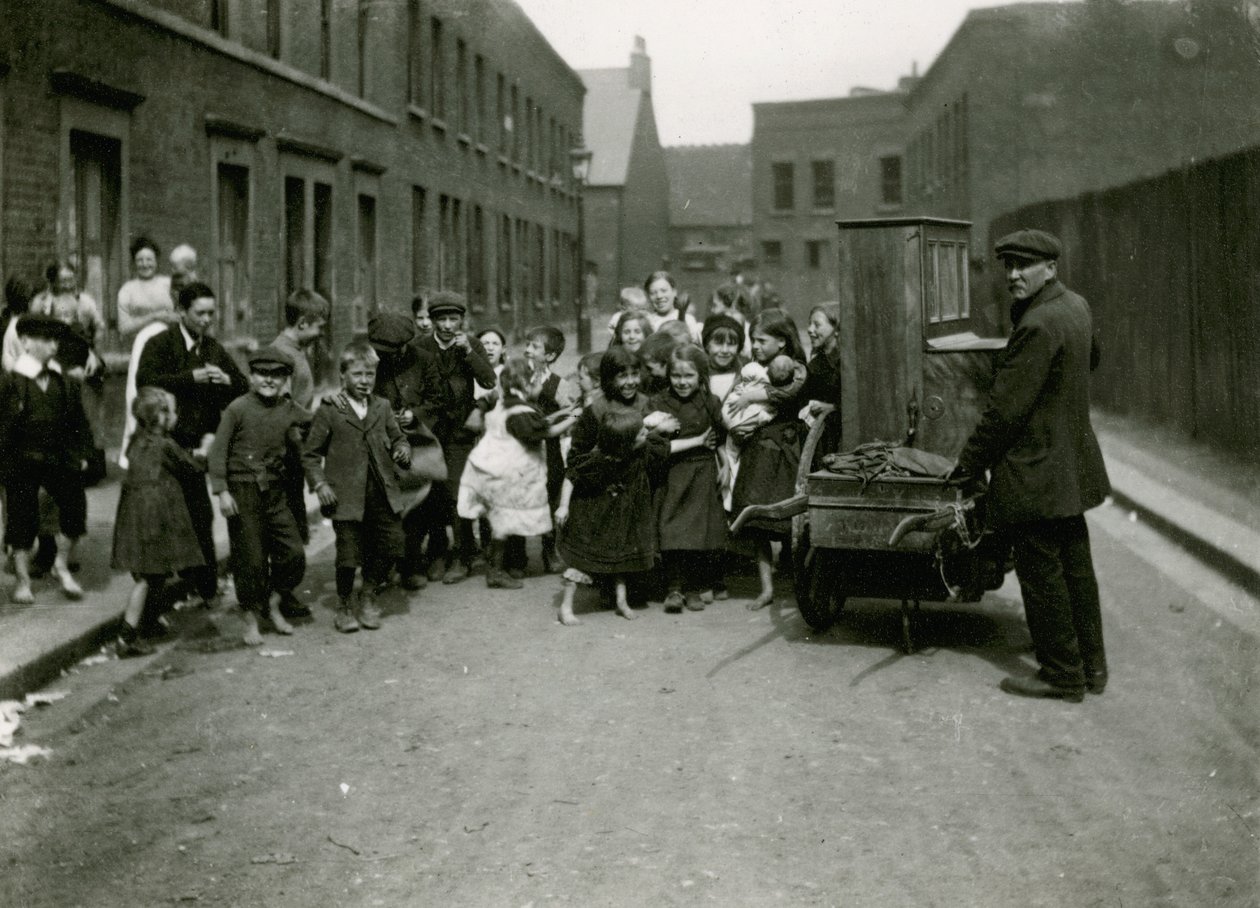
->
[452,332,472,353]
[392,444,412,468]
[316,482,338,509]
[191,366,216,384]
[206,364,231,385]
[218,490,238,518]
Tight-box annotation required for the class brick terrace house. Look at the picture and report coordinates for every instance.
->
[750,87,910,321]
[0,0,584,358]
[901,0,1260,328]
[664,143,753,314]
[578,37,670,316]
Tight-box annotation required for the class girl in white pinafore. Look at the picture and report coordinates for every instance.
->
[457,355,553,589]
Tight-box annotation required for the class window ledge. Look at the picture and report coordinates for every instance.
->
[475,142,489,156]
[511,162,523,174]
[408,104,429,121]
[430,117,448,133]
[768,210,794,218]
[457,132,472,147]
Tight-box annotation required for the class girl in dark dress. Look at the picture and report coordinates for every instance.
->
[111,387,207,656]
[649,344,728,613]
[555,409,669,626]
[728,308,808,610]
[569,345,674,457]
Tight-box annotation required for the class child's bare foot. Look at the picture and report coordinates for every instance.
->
[11,582,34,604]
[614,580,635,620]
[53,564,83,600]
[267,605,295,635]
[747,591,774,610]
[616,601,637,620]
[242,612,264,646]
[559,609,581,626]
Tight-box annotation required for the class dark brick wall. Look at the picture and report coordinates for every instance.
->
[0,0,584,363]
[616,93,670,292]
[582,186,622,315]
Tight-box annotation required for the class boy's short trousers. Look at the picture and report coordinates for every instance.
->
[332,471,403,569]
[4,464,86,549]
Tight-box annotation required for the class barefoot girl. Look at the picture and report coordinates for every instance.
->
[554,409,669,625]
[727,308,808,610]
[649,344,728,612]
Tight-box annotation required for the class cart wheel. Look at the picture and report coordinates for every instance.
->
[793,527,846,632]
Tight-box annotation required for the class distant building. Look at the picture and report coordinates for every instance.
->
[750,89,909,318]
[903,0,1260,326]
[578,37,670,315]
[0,0,584,353]
[664,143,753,311]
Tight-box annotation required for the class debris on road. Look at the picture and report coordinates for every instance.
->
[257,649,294,658]
[250,852,298,865]
[327,834,361,855]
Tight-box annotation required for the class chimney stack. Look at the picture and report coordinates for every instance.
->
[628,35,651,93]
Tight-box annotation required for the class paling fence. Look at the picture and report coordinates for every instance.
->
[990,145,1260,461]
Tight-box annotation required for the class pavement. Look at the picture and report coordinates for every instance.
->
[1,327,1257,701]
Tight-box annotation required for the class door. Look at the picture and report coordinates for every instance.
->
[70,130,121,328]
[216,163,250,334]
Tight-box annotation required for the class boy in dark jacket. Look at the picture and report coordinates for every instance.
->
[209,346,313,646]
[303,341,411,633]
[0,315,93,604]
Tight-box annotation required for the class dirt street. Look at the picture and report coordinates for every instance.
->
[2,504,1257,907]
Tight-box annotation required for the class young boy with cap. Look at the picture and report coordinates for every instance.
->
[411,291,497,583]
[0,315,94,604]
[209,345,313,645]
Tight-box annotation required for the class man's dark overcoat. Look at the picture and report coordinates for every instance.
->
[956,279,1110,525]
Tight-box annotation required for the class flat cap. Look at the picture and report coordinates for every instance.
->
[994,228,1062,262]
[427,291,467,318]
[248,344,295,373]
[367,311,416,351]
[14,314,66,341]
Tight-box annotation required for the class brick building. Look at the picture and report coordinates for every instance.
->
[578,37,670,316]
[750,89,909,320]
[902,0,1260,326]
[0,0,584,356]
[664,143,753,311]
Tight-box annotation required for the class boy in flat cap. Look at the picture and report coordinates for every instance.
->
[209,345,313,645]
[0,315,93,604]
[951,228,1110,702]
[411,291,497,583]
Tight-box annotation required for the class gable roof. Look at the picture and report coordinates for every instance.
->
[578,67,644,187]
[665,144,752,227]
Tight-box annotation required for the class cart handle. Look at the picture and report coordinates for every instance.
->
[887,496,978,547]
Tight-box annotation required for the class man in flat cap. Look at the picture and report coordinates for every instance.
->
[368,311,447,590]
[411,291,497,583]
[952,228,1110,702]
[209,344,313,645]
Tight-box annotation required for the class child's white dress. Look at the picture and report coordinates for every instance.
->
[720,363,779,510]
[457,401,552,538]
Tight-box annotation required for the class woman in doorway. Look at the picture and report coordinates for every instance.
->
[116,236,173,343]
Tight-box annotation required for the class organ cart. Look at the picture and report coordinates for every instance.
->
[733,217,1010,651]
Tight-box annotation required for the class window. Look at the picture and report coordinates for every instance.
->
[474,55,486,142]
[408,0,422,104]
[925,240,969,323]
[498,213,513,310]
[412,186,428,292]
[880,156,903,206]
[771,162,794,211]
[210,0,229,38]
[525,96,534,170]
[806,240,825,270]
[533,222,545,308]
[313,182,333,304]
[455,39,468,134]
[267,0,281,58]
[319,0,332,79]
[511,84,520,162]
[469,205,485,311]
[429,17,445,120]
[284,175,333,311]
[355,194,377,330]
[283,177,305,300]
[215,163,250,334]
[761,240,783,266]
[811,160,834,209]
[496,73,507,155]
[550,228,561,305]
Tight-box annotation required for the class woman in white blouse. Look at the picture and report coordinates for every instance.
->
[116,236,172,343]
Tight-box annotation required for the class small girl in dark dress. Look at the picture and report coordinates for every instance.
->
[728,308,808,610]
[555,409,669,626]
[569,345,673,457]
[649,344,728,612]
[111,387,207,656]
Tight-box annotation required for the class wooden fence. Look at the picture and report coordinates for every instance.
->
[990,146,1260,461]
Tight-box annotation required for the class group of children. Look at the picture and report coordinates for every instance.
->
[3,272,842,650]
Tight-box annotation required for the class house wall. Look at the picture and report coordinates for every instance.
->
[0,0,584,361]
[616,94,670,296]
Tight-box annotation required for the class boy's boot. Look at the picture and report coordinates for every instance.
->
[358,588,382,630]
[486,541,523,590]
[116,621,155,658]
[335,598,361,633]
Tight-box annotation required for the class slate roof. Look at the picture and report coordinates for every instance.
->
[578,67,644,187]
[664,144,752,227]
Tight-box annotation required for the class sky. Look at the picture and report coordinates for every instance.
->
[514,0,1058,146]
